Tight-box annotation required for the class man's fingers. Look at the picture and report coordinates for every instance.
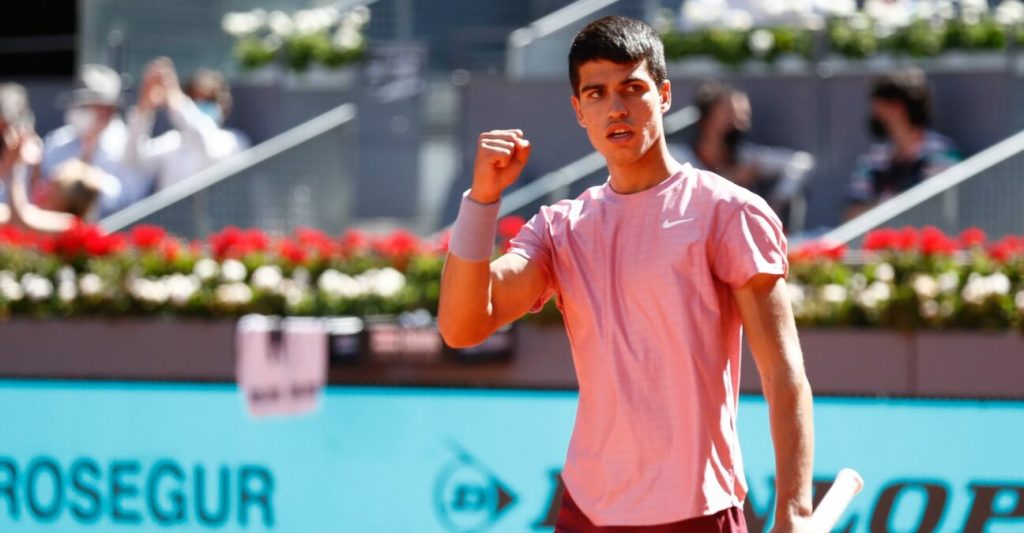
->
[479,129,523,143]
[512,138,531,166]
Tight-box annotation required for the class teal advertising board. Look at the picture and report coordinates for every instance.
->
[0,381,1022,532]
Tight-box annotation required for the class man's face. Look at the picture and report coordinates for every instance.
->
[571,59,670,167]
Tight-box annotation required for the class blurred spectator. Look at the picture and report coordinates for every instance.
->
[670,79,814,230]
[2,115,109,234]
[41,64,149,217]
[844,68,961,221]
[125,57,249,191]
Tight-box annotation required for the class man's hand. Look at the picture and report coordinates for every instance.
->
[138,60,167,112]
[470,129,531,204]
[771,511,815,533]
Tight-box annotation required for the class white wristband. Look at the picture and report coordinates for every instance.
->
[449,191,500,261]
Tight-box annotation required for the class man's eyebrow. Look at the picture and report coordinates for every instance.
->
[580,82,605,93]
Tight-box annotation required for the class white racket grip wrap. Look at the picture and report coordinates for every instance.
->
[449,190,500,262]
[811,468,864,532]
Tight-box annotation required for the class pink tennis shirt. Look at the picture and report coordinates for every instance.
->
[508,163,788,526]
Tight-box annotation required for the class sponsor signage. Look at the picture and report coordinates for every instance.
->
[0,381,1021,532]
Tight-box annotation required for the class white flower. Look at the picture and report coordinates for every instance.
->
[989,273,1012,296]
[57,266,76,284]
[815,0,856,18]
[938,271,959,294]
[79,273,104,298]
[293,8,333,34]
[221,11,265,37]
[856,281,892,309]
[849,12,872,31]
[0,271,24,302]
[333,26,364,50]
[875,263,895,283]
[22,274,53,302]
[268,10,294,37]
[821,284,848,304]
[996,0,1024,26]
[165,274,199,307]
[193,258,219,281]
[748,29,775,57]
[911,274,939,300]
[682,0,728,28]
[365,267,406,298]
[723,9,755,31]
[318,269,367,299]
[864,0,912,29]
[58,280,77,303]
[128,277,169,305]
[350,5,371,26]
[221,259,247,283]
[851,273,868,292]
[961,273,1008,305]
[1015,290,1024,312]
[216,283,253,306]
[251,265,284,292]
[935,0,957,21]
[280,279,309,307]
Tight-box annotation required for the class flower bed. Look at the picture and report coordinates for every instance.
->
[0,223,1021,332]
[659,0,1024,66]
[789,227,1024,331]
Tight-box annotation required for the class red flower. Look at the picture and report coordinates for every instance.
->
[790,240,847,263]
[920,226,957,256]
[989,236,1024,262]
[294,227,335,259]
[896,227,919,252]
[208,226,244,259]
[130,225,167,250]
[277,238,308,265]
[375,229,420,258]
[863,228,899,251]
[498,216,526,240]
[432,230,451,255]
[161,239,181,262]
[340,229,368,256]
[959,227,987,248]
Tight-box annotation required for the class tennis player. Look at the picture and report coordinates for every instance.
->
[438,16,813,532]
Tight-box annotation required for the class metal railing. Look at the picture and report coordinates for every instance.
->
[101,103,358,239]
[820,128,1024,247]
[507,0,625,80]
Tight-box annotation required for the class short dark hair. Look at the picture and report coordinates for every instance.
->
[871,68,932,128]
[568,16,667,96]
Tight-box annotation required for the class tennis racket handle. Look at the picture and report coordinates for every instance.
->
[810,468,864,532]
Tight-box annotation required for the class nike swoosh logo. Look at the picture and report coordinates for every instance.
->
[662,218,696,229]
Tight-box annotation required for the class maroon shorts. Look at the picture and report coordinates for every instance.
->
[554,490,747,533]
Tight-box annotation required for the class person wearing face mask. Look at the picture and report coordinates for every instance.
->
[670,79,815,231]
[124,57,249,191]
[844,68,961,221]
[40,64,150,218]
[1,86,114,234]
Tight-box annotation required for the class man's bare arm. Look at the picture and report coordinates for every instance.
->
[438,128,545,347]
[438,252,548,347]
[733,273,814,533]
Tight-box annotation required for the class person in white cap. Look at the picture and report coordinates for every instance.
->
[40,64,150,217]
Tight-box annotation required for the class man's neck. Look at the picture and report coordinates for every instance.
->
[607,141,682,195]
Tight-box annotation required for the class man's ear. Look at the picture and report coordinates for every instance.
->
[659,79,672,114]
[570,94,586,128]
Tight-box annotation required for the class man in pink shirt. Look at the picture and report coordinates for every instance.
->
[438,16,814,533]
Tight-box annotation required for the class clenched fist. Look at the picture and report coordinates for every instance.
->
[470,129,531,204]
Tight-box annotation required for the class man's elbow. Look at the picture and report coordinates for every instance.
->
[437,315,487,349]
[761,367,813,402]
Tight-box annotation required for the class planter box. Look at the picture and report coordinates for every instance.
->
[0,320,1020,398]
